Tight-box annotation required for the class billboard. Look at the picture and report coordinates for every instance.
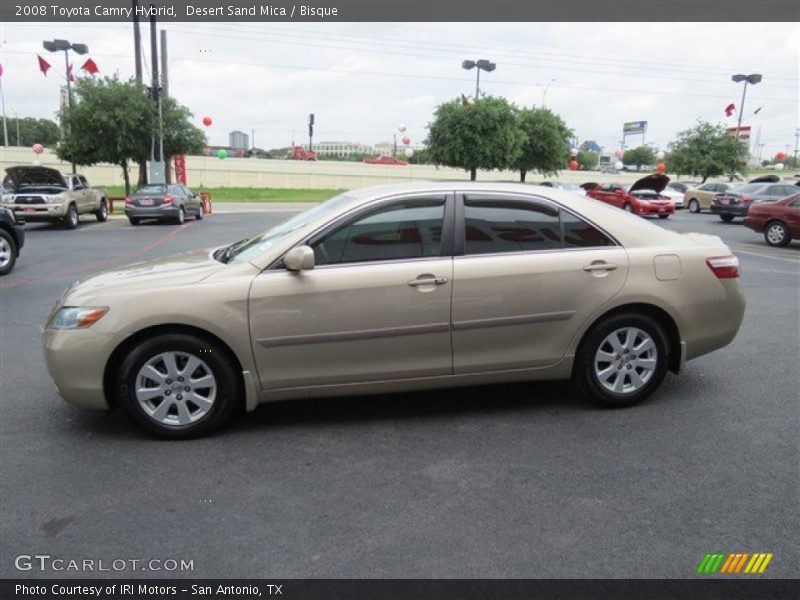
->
[623,121,647,135]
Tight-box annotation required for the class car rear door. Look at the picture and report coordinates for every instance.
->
[451,193,629,373]
[248,193,455,390]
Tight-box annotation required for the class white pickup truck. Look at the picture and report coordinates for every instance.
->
[2,166,108,229]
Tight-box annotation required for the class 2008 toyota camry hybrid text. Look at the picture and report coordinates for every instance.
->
[43,182,746,438]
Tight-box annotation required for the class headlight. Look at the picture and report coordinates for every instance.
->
[48,307,109,330]
[1,194,13,204]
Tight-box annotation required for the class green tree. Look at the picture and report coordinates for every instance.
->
[1,117,61,147]
[425,95,524,181]
[667,121,748,183]
[512,107,573,182]
[161,96,206,164]
[622,146,656,171]
[576,150,599,171]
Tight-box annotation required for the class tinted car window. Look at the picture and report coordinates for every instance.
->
[464,199,561,254]
[313,199,444,266]
[699,184,715,191]
[562,211,614,248]
[733,184,767,195]
[136,184,168,195]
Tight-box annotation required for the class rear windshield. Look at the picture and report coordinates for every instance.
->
[135,185,167,195]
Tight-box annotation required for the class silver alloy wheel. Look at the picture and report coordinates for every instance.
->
[99,203,107,218]
[594,327,657,394]
[0,237,11,268]
[177,207,185,224]
[689,199,699,213]
[135,351,217,426]
[624,203,634,212]
[68,206,78,226]
[766,223,786,245]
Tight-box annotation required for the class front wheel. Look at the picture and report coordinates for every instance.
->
[64,204,79,229]
[688,199,700,213]
[658,214,670,219]
[115,333,241,438]
[574,313,669,408]
[128,217,141,226]
[765,220,791,247]
[95,200,108,222]
[623,203,634,213]
[0,229,18,276]
[720,214,735,223]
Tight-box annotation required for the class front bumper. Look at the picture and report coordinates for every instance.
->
[710,204,748,217]
[43,327,114,410]
[6,204,66,221]
[638,204,675,215]
[742,216,764,232]
[13,222,25,251]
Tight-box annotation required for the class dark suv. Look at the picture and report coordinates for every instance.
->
[0,206,25,275]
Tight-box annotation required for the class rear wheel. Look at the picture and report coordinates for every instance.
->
[0,229,18,276]
[720,214,735,223]
[574,313,669,408]
[128,217,141,226]
[658,214,670,219]
[764,220,791,247]
[688,199,700,213]
[174,206,185,225]
[195,205,204,220]
[64,204,79,229]
[95,199,108,222]
[115,333,240,438]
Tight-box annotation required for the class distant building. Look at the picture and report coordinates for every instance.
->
[580,140,602,153]
[315,140,375,157]
[229,131,249,150]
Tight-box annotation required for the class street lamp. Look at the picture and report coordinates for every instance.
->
[731,73,762,138]
[43,39,88,173]
[537,77,556,107]
[462,59,496,99]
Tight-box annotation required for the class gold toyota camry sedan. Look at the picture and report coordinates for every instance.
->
[43,182,746,437]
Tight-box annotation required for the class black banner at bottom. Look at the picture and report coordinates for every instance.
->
[2,579,799,600]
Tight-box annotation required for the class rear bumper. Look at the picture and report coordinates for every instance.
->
[125,206,180,219]
[710,204,748,217]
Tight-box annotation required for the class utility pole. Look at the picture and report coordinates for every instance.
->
[308,113,314,152]
[793,128,799,167]
[133,0,146,186]
[149,8,165,183]
[160,29,171,183]
[0,69,8,148]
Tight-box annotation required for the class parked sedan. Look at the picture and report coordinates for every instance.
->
[586,174,675,218]
[743,193,800,246]
[661,182,693,209]
[710,182,800,222]
[125,184,204,225]
[684,182,730,213]
[43,182,745,438]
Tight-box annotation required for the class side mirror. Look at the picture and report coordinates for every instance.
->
[283,245,315,272]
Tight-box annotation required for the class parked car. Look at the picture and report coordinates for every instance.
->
[684,182,730,213]
[125,184,204,225]
[743,193,800,246]
[364,155,409,166]
[0,206,25,276]
[1,166,108,229]
[43,182,745,438]
[710,182,800,222]
[585,174,675,218]
[537,181,587,196]
[661,182,692,209]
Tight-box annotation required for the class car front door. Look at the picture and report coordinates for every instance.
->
[451,193,629,373]
[248,194,455,390]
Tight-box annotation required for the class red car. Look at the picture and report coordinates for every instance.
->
[586,174,676,219]
[364,155,408,166]
[743,192,800,246]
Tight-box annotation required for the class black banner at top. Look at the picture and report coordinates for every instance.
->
[3,0,799,22]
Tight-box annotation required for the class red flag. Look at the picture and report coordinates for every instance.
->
[37,55,51,76]
[724,103,735,117]
[81,58,99,76]
[67,63,75,82]
[753,106,763,115]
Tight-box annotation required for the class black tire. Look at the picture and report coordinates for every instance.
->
[764,220,791,247]
[64,204,79,229]
[115,333,241,438]
[688,199,700,213]
[573,312,670,408]
[623,203,634,213]
[720,214,735,223]
[128,217,141,226]
[174,206,185,225]
[95,199,108,222]
[0,228,18,276]
[195,205,204,220]
[658,214,670,219]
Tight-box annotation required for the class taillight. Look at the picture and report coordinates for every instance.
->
[706,255,740,279]
[741,196,751,204]
[124,196,132,205]
[163,195,174,205]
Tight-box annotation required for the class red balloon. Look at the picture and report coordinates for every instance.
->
[656,162,666,172]
[202,116,213,127]
[402,136,411,145]
[568,160,579,171]
[775,151,786,160]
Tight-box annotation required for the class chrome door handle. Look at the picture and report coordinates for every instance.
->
[408,276,448,286]
[583,263,618,272]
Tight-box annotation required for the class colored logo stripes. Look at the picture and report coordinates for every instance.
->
[697,552,773,574]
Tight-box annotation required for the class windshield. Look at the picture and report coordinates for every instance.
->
[135,184,168,195]
[228,193,355,263]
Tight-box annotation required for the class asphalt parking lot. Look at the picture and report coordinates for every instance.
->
[0,207,797,579]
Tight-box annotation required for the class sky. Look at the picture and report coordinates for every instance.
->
[1,21,798,159]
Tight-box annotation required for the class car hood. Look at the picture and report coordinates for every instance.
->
[5,165,66,189]
[629,173,670,193]
[63,248,226,302]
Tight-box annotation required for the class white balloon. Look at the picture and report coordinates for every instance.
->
[32,159,42,166]
[774,163,785,170]
[570,148,578,157]
[656,151,666,160]
[614,161,623,170]
[398,123,407,133]
[404,147,414,158]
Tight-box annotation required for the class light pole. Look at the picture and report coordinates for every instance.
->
[537,78,556,107]
[12,109,20,145]
[462,59,496,99]
[731,73,762,140]
[43,39,88,173]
